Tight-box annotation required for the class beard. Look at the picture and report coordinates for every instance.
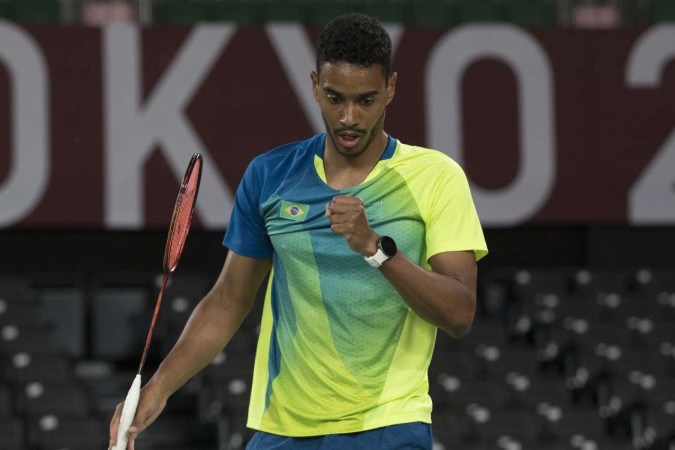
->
[323,109,386,158]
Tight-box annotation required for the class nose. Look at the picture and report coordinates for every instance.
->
[339,102,359,128]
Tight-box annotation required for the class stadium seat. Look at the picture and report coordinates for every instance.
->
[650,291,675,323]
[217,414,255,450]
[629,268,675,296]
[430,411,462,447]
[27,416,107,450]
[650,328,675,377]
[91,280,152,361]
[571,269,629,299]
[78,362,204,421]
[2,352,74,385]
[645,406,675,449]
[14,383,89,418]
[443,379,508,413]
[479,272,513,319]
[604,375,654,432]
[503,374,570,412]
[574,344,656,384]
[575,322,632,350]
[0,384,12,418]
[36,285,86,358]
[491,347,539,379]
[0,324,57,357]
[80,367,135,418]
[429,350,476,376]
[641,378,675,411]
[200,364,252,422]
[458,409,538,446]
[0,296,45,326]
[511,268,571,300]
[442,321,507,353]
[546,409,608,446]
[0,418,25,450]
[429,368,467,411]
[588,292,644,324]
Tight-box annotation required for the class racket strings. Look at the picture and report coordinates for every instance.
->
[164,156,202,273]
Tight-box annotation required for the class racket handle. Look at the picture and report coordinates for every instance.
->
[113,374,142,450]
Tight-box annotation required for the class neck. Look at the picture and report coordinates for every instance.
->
[323,131,388,190]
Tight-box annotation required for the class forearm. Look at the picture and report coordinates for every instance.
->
[149,283,254,398]
[379,251,476,338]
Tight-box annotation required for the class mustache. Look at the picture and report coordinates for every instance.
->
[334,127,366,136]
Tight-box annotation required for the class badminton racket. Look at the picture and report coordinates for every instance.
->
[113,153,203,450]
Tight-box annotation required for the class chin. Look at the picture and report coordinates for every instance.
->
[338,145,367,157]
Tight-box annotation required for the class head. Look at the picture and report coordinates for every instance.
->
[312,13,396,158]
[316,13,392,80]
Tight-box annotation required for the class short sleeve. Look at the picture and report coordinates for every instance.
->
[425,163,488,261]
[222,160,273,258]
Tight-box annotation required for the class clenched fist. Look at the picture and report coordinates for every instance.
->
[325,195,379,256]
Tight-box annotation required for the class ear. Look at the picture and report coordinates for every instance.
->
[386,72,397,106]
[311,71,319,100]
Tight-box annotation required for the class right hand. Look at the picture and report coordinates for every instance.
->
[109,379,168,450]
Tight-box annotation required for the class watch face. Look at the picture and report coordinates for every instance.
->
[379,236,397,257]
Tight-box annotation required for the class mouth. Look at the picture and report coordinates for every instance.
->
[336,132,363,150]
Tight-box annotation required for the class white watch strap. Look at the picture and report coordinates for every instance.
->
[364,248,389,268]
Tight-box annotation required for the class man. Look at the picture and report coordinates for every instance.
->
[110,12,487,450]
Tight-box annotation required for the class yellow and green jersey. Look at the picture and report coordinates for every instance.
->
[223,133,487,436]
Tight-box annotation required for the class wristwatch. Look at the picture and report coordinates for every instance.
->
[364,236,397,268]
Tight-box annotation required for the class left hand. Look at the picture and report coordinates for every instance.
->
[325,195,379,256]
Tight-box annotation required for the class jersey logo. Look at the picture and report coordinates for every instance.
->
[280,200,309,221]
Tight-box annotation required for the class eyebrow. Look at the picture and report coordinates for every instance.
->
[323,87,380,98]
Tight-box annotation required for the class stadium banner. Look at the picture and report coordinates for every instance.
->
[0,23,674,229]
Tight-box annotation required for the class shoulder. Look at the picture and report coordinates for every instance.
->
[391,141,466,180]
[248,134,321,174]
[238,134,322,202]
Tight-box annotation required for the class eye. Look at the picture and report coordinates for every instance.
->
[327,94,341,104]
[361,97,374,106]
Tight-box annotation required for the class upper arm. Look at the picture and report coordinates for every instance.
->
[215,250,272,307]
[428,250,477,299]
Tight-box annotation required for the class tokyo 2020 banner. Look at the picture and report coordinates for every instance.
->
[0,23,674,229]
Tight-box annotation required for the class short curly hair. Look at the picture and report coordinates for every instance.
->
[316,13,392,79]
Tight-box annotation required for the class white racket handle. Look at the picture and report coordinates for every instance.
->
[113,374,142,450]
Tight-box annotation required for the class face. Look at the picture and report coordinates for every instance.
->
[312,62,396,159]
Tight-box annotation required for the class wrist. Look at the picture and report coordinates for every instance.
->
[363,234,380,257]
[364,235,397,268]
[148,371,174,400]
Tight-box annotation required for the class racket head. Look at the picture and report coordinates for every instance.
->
[163,153,203,273]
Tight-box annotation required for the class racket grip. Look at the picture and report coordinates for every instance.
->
[113,374,142,450]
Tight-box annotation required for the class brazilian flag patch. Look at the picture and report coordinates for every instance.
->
[280,200,309,221]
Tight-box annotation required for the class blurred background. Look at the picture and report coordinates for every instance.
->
[0,0,674,449]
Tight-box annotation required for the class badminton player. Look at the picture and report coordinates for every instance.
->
[110,12,487,450]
